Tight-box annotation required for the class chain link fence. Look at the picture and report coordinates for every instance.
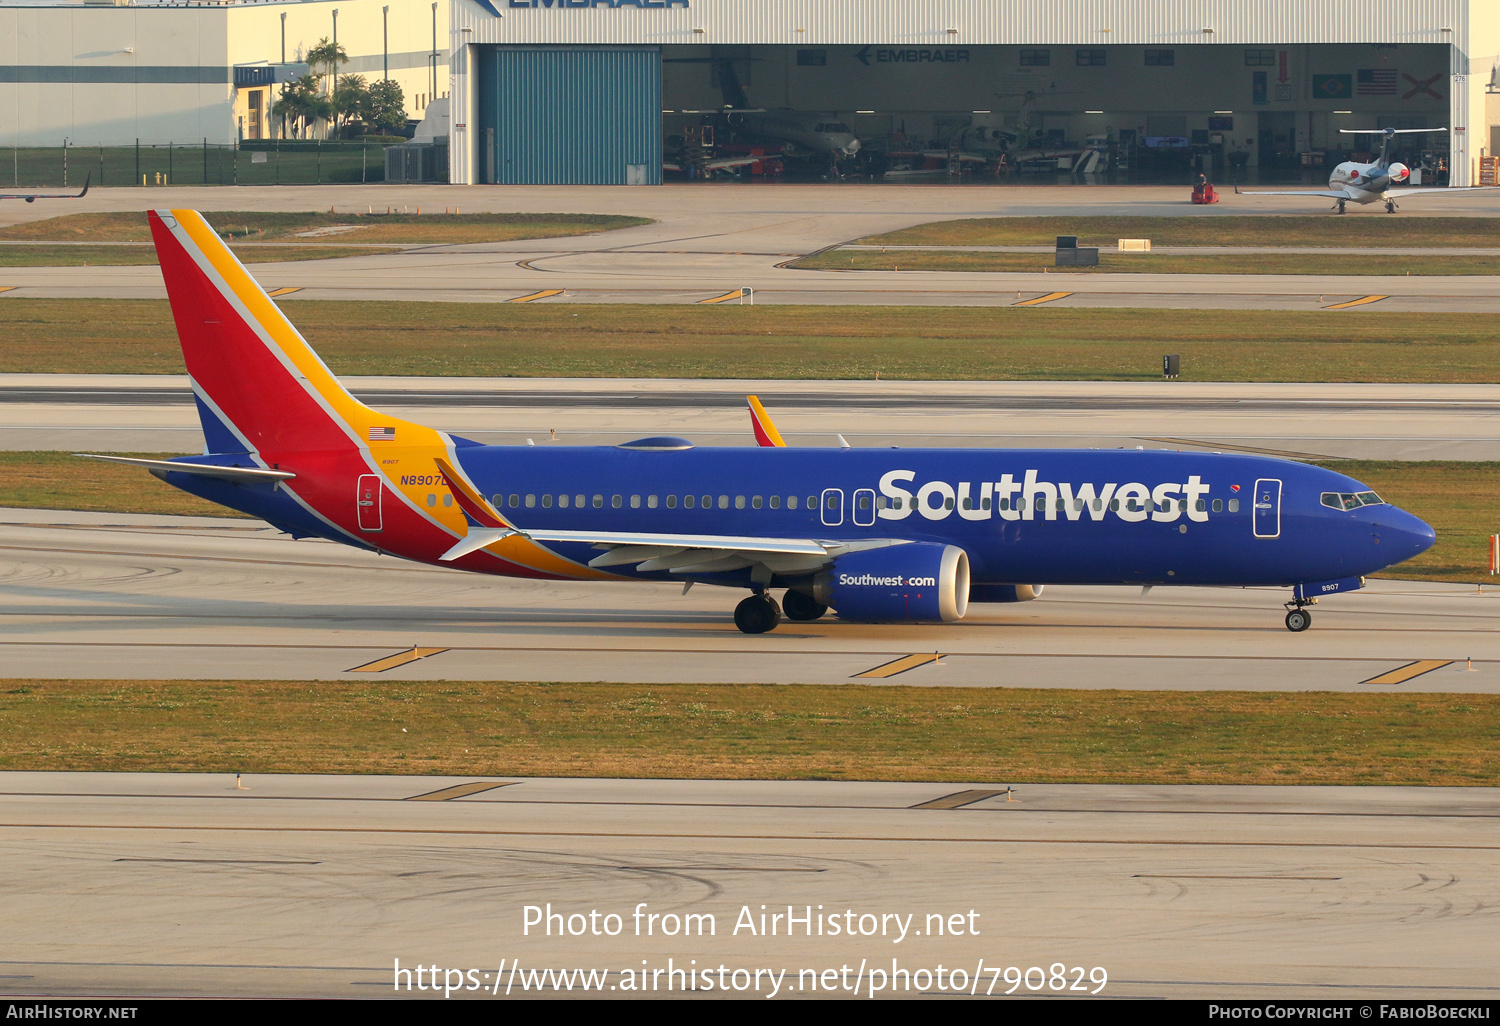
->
[5,139,392,188]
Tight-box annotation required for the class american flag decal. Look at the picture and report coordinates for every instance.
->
[368,426,396,441]
[1357,69,1398,95]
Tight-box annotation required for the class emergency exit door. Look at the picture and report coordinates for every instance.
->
[1252,478,1281,539]
[357,474,383,532]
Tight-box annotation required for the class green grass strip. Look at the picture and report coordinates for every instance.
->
[798,250,1498,275]
[2,680,1496,785]
[0,210,650,245]
[3,299,1500,381]
[855,215,1500,249]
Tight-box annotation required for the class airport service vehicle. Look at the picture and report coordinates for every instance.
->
[86,210,1435,635]
[1240,127,1491,213]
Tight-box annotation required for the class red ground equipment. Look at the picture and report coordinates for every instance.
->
[1191,178,1219,204]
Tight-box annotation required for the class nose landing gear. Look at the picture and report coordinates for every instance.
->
[1283,595,1316,632]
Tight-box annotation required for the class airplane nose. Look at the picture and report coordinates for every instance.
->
[1369,506,1436,562]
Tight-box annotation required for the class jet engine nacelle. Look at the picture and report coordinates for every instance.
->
[969,584,1045,603]
[1387,162,1410,182]
[813,543,970,622]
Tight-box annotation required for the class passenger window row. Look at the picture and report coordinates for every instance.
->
[487,493,821,511]
[452,490,1241,516]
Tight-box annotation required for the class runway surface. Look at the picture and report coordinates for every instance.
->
[3,183,1499,310]
[3,772,1497,999]
[2,508,1495,689]
[6,375,1498,460]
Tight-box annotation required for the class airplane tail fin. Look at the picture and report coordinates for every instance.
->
[148,209,423,457]
[747,395,786,447]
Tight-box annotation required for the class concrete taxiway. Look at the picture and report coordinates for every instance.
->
[1,508,1494,689]
[4,375,1498,460]
[3,183,1499,311]
[2,772,1497,999]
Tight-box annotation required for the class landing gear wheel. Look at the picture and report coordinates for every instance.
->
[1284,608,1312,633]
[782,589,828,622]
[734,594,782,635]
[1385,200,1397,213]
[1336,201,1347,215]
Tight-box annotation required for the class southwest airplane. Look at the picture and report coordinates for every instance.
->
[84,210,1435,635]
[1241,127,1491,213]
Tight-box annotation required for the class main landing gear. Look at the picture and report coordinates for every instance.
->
[734,593,782,634]
[1334,199,1347,215]
[1385,198,1399,213]
[733,590,829,634]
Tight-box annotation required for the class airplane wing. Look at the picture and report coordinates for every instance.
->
[432,454,902,573]
[703,156,758,171]
[1237,188,1353,199]
[1383,186,1500,199]
[747,395,786,447]
[1,174,90,202]
[74,453,295,483]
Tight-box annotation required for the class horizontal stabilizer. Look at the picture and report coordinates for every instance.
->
[439,527,517,562]
[74,454,294,483]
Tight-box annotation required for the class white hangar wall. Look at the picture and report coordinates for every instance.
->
[447,0,1500,185]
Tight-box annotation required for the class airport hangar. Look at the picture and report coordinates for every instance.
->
[447,0,1500,186]
[0,0,451,148]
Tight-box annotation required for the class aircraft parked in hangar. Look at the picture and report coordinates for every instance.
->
[728,110,862,160]
[1240,128,1492,213]
[84,210,1436,635]
[671,54,862,168]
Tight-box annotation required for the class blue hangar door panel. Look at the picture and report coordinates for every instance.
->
[483,47,661,185]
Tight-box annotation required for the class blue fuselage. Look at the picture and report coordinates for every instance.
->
[398,444,1433,588]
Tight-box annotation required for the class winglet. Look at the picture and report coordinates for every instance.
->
[747,395,786,448]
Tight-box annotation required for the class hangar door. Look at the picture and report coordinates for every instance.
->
[477,46,661,185]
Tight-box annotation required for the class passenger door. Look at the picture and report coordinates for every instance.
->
[357,474,383,532]
[1252,478,1281,539]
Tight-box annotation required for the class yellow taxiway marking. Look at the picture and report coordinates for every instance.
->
[265,287,302,297]
[910,788,1013,810]
[699,289,749,304]
[1013,291,1073,307]
[853,652,944,678]
[1361,659,1453,686]
[408,782,516,802]
[0,286,16,294]
[347,646,449,673]
[508,289,564,303]
[1324,294,1387,310]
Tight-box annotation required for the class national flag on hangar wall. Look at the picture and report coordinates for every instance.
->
[1312,74,1352,98]
[1358,69,1399,95]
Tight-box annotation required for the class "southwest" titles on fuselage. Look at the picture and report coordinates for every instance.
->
[877,469,1221,523]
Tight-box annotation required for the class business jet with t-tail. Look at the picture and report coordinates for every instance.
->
[82,210,1435,635]
[1240,128,1490,213]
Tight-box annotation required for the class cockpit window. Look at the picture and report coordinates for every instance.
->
[1321,490,1384,510]
[822,122,850,134]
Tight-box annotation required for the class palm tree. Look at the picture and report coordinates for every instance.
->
[332,74,369,138]
[273,74,331,139]
[305,37,348,102]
